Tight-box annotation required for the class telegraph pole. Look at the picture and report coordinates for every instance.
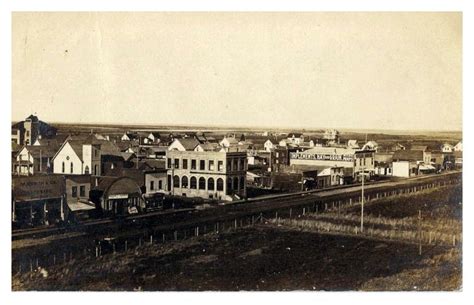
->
[360,167,365,233]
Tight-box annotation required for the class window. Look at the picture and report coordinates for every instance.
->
[94,165,99,175]
[276,152,279,157]
[199,177,206,190]
[200,160,205,171]
[208,178,215,191]
[167,158,172,169]
[174,158,180,169]
[173,175,180,188]
[218,161,223,171]
[217,178,224,191]
[72,186,77,198]
[209,160,215,171]
[167,175,172,191]
[240,177,245,190]
[191,159,197,170]
[233,159,238,171]
[70,162,74,174]
[80,186,85,197]
[227,160,231,171]
[237,159,241,171]
[234,177,239,190]
[183,159,188,169]
[227,178,233,194]
[181,176,188,188]
[190,176,197,189]
[62,162,65,173]
[85,166,90,175]
[158,180,162,190]
[150,180,155,191]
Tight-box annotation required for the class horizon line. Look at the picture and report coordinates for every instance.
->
[16,119,462,134]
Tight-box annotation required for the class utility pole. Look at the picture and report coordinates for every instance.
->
[39,149,42,174]
[360,167,365,233]
[418,210,422,255]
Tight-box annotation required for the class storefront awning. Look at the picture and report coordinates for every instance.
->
[67,200,96,212]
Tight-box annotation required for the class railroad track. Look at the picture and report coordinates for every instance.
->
[12,171,461,240]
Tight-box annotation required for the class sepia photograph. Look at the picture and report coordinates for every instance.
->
[3,3,469,302]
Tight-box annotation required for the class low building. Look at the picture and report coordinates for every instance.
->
[90,176,145,216]
[144,169,167,209]
[64,175,95,221]
[12,175,65,227]
[289,146,375,179]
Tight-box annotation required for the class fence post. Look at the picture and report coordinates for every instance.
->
[125,241,128,251]
[162,233,165,243]
[290,208,292,218]
[174,231,178,241]
[30,260,33,272]
[113,243,116,254]
[453,235,456,246]
[95,246,99,258]
[303,207,306,216]
[53,254,56,264]
[150,235,153,245]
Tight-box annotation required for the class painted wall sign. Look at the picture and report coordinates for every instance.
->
[290,152,354,162]
[12,175,64,201]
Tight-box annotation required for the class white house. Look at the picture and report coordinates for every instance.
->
[454,141,463,152]
[264,139,275,152]
[219,136,239,148]
[362,140,379,152]
[441,143,454,153]
[52,140,101,175]
[168,138,201,151]
[347,140,359,149]
[287,133,304,145]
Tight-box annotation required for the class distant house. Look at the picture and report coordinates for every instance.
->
[168,138,202,151]
[362,141,378,152]
[12,114,57,145]
[347,140,359,149]
[454,141,463,152]
[14,145,57,175]
[441,143,454,153]
[323,129,340,145]
[52,139,102,175]
[219,136,239,148]
[391,143,406,151]
[121,132,138,142]
[287,133,305,145]
[147,132,161,144]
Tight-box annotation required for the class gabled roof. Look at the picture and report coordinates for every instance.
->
[221,137,239,145]
[288,132,303,138]
[178,138,201,150]
[410,145,428,151]
[392,150,424,162]
[19,145,57,158]
[196,142,221,152]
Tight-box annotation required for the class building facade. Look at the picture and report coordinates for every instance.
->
[166,150,247,201]
[52,140,102,176]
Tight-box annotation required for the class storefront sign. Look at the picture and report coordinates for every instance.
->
[12,175,64,201]
[290,152,354,162]
[108,194,129,200]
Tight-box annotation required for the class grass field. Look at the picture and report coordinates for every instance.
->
[13,184,462,291]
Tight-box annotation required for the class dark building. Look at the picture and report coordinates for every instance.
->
[11,114,57,145]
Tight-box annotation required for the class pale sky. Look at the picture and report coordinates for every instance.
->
[12,12,462,131]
